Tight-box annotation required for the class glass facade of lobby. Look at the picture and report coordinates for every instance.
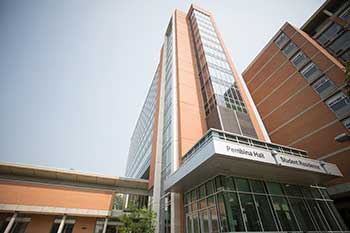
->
[184,175,347,233]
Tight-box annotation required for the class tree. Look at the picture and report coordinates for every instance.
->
[119,208,156,233]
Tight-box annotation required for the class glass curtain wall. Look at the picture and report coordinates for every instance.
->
[184,175,347,233]
[125,68,159,178]
[160,21,175,233]
[189,10,247,116]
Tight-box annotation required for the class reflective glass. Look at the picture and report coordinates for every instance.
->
[239,193,262,231]
[250,180,266,193]
[235,178,250,192]
[255,195,278,231]
[224,192,245,231]
[289,198,316,231]
[267,182,284,195]
[271,197,299,231]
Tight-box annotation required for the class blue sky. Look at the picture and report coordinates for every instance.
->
[0,0,324,176]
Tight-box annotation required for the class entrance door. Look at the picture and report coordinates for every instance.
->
[200,210,210,233]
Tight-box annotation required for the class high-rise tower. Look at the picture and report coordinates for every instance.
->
[126,4,347,233]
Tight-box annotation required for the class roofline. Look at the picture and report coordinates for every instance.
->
[301,0,330,30]
[0,161,148,185]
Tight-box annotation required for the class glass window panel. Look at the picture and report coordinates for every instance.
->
[291,51,307,67]
[317,23,343,45]
[282,41,297,55]
[312,76,336,95]
[275,33,289,48]
[200,210,210,233]
[310,187,322,198]
[207,196,215,207]
[198,185,206,199]
[255,194,278,231]
[318,201,341,231]
[329,31,350,55]
[209,207,219,233]
[215,176,224,191]
[9,222,29,233]
[300,186,313,198]
[300,62,321,80]
[283,184,302,197]
[289,198,316,231]
[271,196,299,231]
[239,193,262,231]
[217,193,229,232]
[206,180,214,195]
[266,182,284,195]
[306,200,329,231]
[224,192,245,232]
[327,201,348,231]
[250,180,266,193]
[235,178,250,192]
[224,176,235,190]
[193,213,200,233]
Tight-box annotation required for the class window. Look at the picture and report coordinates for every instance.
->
[300,62,322,81]
[291,51,307,67]
[266,182,284,195]
[329,31,350,55]
[239,193,262,231]
[0,217,30,233]
[317,23,343,45]
[235,178,250,192]
[224,192,245,231]
[312,76,336,96]
[289,198,317,231]
[326,92,350,113]
[271,197,299,231]
[275,33,289,48]
[250,180,266,193]
[342,117,350,129]
[282,41,297,56]
[254,195,278,231]
[50,218,75,233]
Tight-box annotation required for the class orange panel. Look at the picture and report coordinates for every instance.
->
[291,123,350,159]
[252,62,296,105]
[176,10,207,158]
[262,85,320,132]
[324,150,350,187]
[270,102,338,145]
[257,72,306,117]
[243,44,279,83]
[247,52,286,91]
[0,182,113,210]
[26,215,55,233]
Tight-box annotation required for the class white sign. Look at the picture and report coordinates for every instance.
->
[213,140,276,164]
[276,154,324,173]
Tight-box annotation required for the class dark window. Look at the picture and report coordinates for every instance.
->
[271,197,299,231]
[266,182,284,195]
[291,51,307,67]
[317,23,343,45]
[224,192,245,231]
[254,195,278,231]
[283,184,302,197]
[239,193,262,231]
[300,62,321,80]
[249,180,266,193]
[289,198,317,231]
[235,178,250,192]
[275,33,289,48]
[326,92,349,112]
[329,31,350,55]
[282,41,297,56]
[342,117,350,129]
[312,76,336,95]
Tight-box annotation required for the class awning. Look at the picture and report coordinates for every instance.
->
[164,136,342,193]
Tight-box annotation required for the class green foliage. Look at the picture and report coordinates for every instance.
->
[119,208,156,233]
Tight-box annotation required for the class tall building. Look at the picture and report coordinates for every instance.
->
[126,4,348,233]
[242,0,350,227]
